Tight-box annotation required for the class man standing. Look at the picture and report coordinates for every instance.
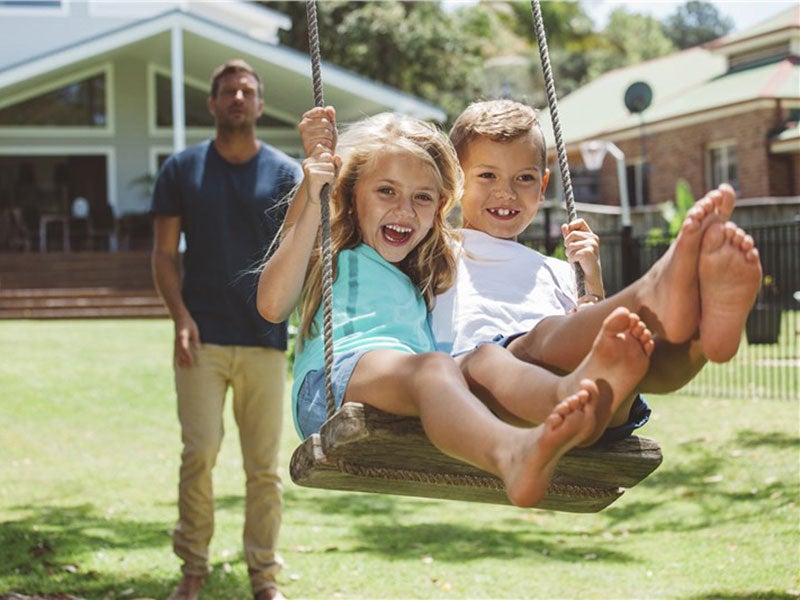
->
[152,59,301,600]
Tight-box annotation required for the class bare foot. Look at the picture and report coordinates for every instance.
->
[503,382,597,508]
[698,221,762,363]
[559,307,654,446]
[715,183,736,221]
[636,193,720,342]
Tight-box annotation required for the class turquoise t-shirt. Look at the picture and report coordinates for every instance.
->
[292,244,436,404]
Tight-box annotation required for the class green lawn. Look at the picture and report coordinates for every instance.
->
[0,320,798,599]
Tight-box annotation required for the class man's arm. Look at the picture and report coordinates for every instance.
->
[152,215,200,367]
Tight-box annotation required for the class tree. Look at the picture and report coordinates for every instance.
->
[663,1,734,49]
[588,8,676,79]
[259,1,485,122]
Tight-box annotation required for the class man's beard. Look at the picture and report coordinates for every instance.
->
[217,113,254,135]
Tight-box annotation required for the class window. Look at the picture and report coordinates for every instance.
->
[154,73,292,129]
[625,161,650,206]
[708,143,739,191]
[0,73,106,127]
[0,0,61,6]
[0,0,64,13]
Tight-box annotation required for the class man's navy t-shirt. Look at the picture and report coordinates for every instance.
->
[151,140,302,349]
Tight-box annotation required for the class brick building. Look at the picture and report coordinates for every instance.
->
[541,5,799,232]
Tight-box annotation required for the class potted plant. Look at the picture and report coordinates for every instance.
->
[745,274,781,344]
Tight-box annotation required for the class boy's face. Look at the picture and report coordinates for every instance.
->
[459,134,549,241]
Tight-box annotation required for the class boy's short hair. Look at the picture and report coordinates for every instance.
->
[449,99,547,169]
[210,59,263,99]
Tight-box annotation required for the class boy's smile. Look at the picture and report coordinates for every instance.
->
[459,135,549,241]
[353,150,441,264]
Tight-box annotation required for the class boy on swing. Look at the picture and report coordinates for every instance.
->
[429,99,762,438]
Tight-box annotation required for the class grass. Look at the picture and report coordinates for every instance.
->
[0,319,798,600]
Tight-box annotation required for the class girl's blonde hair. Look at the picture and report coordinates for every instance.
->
[299,112,461,342]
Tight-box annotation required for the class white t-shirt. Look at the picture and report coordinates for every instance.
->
[432,229,578,354]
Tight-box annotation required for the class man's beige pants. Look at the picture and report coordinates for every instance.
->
[173,343,285,594]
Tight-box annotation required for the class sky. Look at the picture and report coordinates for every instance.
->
[442,1,797,33]
[580,0,796,33]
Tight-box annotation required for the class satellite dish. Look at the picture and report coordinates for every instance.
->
[624,81,653,114]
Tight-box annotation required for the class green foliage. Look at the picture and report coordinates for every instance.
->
[663,0,735,49]
[263,0,485,122]
[647,178,694,247]
[588,8,676,79]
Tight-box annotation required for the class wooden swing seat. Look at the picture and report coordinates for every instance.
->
[290,402,663,513]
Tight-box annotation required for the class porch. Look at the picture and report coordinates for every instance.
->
[0,250,166,319]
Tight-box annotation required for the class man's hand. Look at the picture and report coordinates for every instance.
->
[174,315,201,368]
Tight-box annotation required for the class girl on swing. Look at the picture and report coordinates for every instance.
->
[257,110,654,508]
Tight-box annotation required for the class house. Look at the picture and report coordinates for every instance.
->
[0,0,445,253]
[539,5,800,235]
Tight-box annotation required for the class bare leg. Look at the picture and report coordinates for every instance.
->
[461,308,652,445]
[508,188,723,373]
[698,221,763,362]
[639,338,707,393]
[561,307,654,446]
[502,388,597,507]
[344,350,596,507]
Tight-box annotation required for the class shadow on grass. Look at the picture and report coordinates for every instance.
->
[600,427,798,532]
[0,503,173,598]
[281,488,636,564]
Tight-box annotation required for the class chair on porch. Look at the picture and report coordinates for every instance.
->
[7,206,39,252]
[70,198,117,251]
[87,201,118,251]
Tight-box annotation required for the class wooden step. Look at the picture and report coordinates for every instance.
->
[0,305,167,319]
[0,286,167,319]
[0,293,163,310]
[0,251,154,290]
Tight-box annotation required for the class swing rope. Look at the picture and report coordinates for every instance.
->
[529,0,586,296]
[305,0,336,418]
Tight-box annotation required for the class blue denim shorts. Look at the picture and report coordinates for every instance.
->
[295,349,367,439]
[482,332,652,444]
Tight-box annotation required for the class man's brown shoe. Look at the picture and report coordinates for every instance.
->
[167,574,205,600]
[253,587,285,600]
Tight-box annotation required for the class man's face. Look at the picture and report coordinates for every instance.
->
[207,71,263,132]
[459,134,549,241]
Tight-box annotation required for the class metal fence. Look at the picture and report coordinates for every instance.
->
[526,219,799,401]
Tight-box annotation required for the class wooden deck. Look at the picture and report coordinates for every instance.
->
[0,251,167,319]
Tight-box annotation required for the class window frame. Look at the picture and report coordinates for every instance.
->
[0,0,68,16]
[0,63,114,137]
[706,140,739,193]
[147,64,297,137]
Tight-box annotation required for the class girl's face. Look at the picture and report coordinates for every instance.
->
[352,149,442,264]
[459,134,549,241]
